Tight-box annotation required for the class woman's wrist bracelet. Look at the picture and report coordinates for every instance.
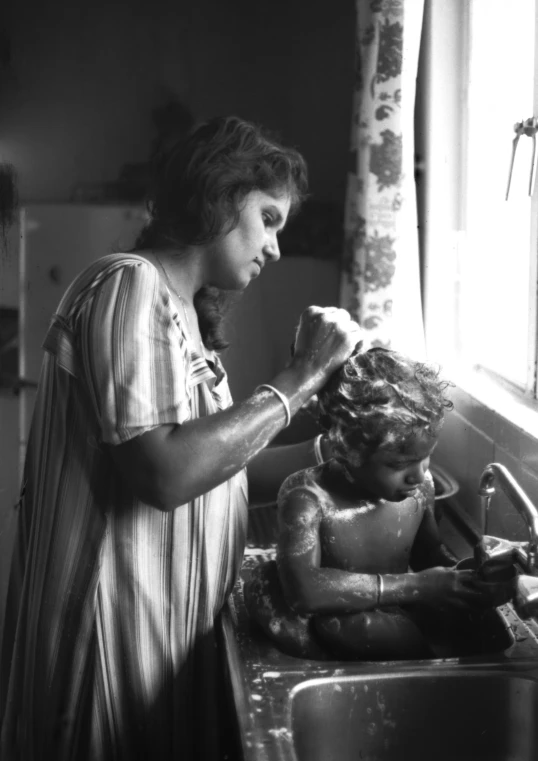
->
[376,573,384,606]
[256,384,291,428]
[313,434,325,465]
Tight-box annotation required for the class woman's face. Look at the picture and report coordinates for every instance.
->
[205,189,291,290]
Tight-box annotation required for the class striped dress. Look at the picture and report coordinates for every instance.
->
[0,254,248,761]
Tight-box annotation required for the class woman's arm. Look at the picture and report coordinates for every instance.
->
[109,308,357,511]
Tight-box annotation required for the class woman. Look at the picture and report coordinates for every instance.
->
[0,116,361,761]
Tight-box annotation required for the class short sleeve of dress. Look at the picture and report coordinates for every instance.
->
[76,258,192,445]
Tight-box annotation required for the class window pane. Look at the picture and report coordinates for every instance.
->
[462,0,536,387]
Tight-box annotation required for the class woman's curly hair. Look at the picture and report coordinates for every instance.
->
[133,115,308,351]
[316,348,453,468]
[136,115,308,250]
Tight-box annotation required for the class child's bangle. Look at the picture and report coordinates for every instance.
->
[313,434,325,465]
[376,573,384,606]
[256,384,291,428]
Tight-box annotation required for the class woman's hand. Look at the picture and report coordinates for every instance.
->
[415,567,513,610]
[289,306,363,393]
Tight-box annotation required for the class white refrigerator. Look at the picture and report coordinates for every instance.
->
[1,203,146,495]
[0,204,146,646]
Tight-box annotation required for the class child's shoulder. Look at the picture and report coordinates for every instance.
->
[277,465,327,507]
[424,468,435,492]
[416,469,435,507]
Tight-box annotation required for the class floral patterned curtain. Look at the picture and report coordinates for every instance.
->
[341,0,425,356]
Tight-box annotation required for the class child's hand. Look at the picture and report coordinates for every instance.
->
[416,567,513,610]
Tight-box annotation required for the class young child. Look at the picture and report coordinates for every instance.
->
[244,348,513,661]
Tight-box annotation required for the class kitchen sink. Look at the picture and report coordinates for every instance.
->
[290,670,538,761]
[223,509,538,761]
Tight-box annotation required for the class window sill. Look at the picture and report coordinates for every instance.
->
[444,364,538,443]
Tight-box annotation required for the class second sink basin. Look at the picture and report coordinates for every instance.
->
[290,669,538,761]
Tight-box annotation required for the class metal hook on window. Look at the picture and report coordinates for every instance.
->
[506,117,538,200]
[522,117,538,196]
[506,121,525,200]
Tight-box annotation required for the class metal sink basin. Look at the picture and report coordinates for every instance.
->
[226,510,538,761]
[290,670,538,761]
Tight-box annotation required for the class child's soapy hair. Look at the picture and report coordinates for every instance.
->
[316,348,453,468]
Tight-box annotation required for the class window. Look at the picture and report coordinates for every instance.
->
[462,0,537,391]
[423,0,538,406]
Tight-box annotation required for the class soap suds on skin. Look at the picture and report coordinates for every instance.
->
[245,460,436,660]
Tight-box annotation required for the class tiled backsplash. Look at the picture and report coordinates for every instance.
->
[434,385,538,544]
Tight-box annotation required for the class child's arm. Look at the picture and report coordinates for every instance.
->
[276,483,378,614]
[409,477,458,570]
[276,476,489,615]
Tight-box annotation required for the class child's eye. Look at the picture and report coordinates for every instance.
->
[262,213,274,226]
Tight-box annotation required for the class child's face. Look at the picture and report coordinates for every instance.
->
[345,429,438,503]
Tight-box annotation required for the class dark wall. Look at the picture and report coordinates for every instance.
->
[0,0,355,205]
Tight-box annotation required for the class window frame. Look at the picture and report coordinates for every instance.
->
[462,0,538,398]
[421,0,538,434]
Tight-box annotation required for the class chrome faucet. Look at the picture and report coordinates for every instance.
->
[475,462,538,619]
